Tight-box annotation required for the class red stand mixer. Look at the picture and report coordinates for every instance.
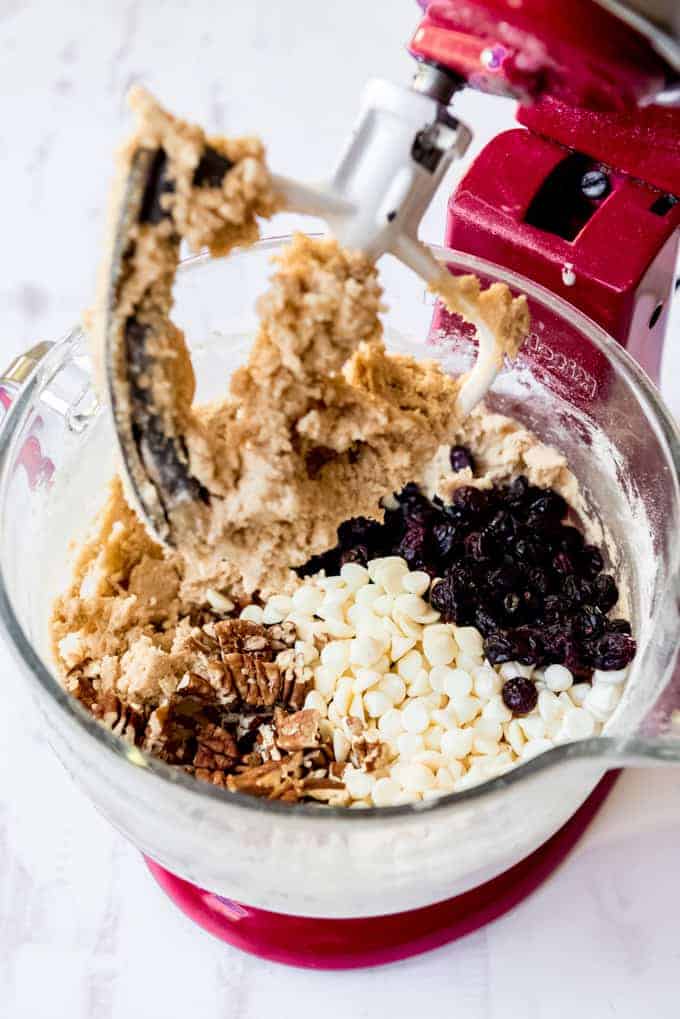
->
[3,0,679,971]
[140,0,680,967]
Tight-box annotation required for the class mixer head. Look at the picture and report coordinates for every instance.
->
[411,0,679,108]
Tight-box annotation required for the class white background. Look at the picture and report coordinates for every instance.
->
[2,2,680,1016]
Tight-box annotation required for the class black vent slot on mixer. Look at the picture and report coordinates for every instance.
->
[524,154,611,242]
[649,193,678,216]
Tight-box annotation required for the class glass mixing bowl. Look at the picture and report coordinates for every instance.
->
[1,238,680,920]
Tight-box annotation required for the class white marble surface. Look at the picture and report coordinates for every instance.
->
[2,2,680,1017]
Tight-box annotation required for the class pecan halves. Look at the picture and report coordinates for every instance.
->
[274,707,321,751]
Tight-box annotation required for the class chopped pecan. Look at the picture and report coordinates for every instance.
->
[275,707,320,751]
[173,672,220,718]
[66,672,97,711]
[194,768,228,787]
[193,722,239,772]
[344,717,392,772]
[182,617,306,711]
[227,754,304,799]
[276,649,311,709]
[143,701,195,764]
[302,777,349,805]
[86,689,145,744]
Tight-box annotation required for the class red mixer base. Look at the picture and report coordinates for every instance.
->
[145,771,617,969]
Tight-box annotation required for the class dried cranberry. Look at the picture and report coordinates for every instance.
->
[474,607,501,636]
[511,627,543,665]
[340,545,369,567]
[484,632,516,665]
[607,618,632,635]
[526,510,562,537]
[486,563,521,592]
[528,490,567,521]
[464,530,493,562]
[580,545,605,578]
[558,526,585,553]
[485,510,517,544]
[541,625,569,664]
[593,574,618,612]
[396,482,423,506]
[542,595,568,622]
[501,676,538,716]
[398,523,428,566]
[337,516,381,549]
[297,549,339,577]
[553,551,575,575]
[514,538,543,565]
[432,520,459,560]
[574,605,606,639]
[520,590,542,622]
[449,445,475,473]
[585,632,636,670]
[446,564,476,592]
[502,475,531,513]
[527,567,550,597]
[451,486,488,518]
[562,638,593,678]
[562,574,592,606]
[430,578,471,623]
[503,592,522,620]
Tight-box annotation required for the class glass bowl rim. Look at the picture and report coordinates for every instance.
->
[2,234,680,824]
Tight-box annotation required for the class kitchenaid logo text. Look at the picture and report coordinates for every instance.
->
[524,333,598,398]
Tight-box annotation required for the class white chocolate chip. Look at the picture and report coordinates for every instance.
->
[371,777,403,806]
[402,699,430,733]
[333,730,350,763]
[537,689,562,723]
[304,689,328,716]
[397,732,425,758]
[402,571,431,596]
[406,669,432,697]
[340,562,370,589]
[441,727,474,759]
[422,625,457,667]
[436,666,473,698]
[321,640,350,676]
[378,674,406,705]
[560,707,596,739]
[569,683,590,706]
[353,668,382,693]
[349,635,386,668]
[262,594,293,624]
[472,665,502,700]
[344,767,374,799]
[448,694,482,725]
[206,588,235,613]
[401,762,436,792]
[378,708,404,739]
[453,626,483,657]
[364,690,393,718]
[292,585,324,614]
[240,604,264,623]
[397,649,424,682]
[584,683,621,721]
[544,664,573,692]
[592,667,628,686]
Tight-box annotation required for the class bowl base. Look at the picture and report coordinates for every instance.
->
[145,771,617,969]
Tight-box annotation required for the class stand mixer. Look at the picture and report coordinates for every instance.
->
[2,0,680,970]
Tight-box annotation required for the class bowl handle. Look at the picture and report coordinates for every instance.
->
[0,342,55,488]
[0,342,53,406]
